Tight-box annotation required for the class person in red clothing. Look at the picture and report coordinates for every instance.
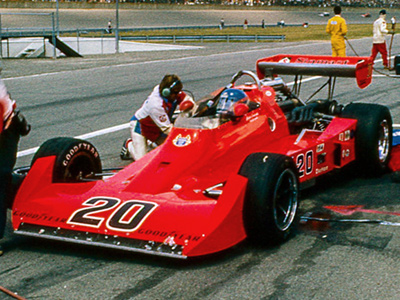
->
[0,77,30,255]
[371,10,392,69]
[121,74,194,161]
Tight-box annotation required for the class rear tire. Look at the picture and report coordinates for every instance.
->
[239,153,299,245]
[341,103,392,176]
[32,137,102,183]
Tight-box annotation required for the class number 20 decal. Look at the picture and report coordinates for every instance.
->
[296,150,314,177]
[67,197,158,232]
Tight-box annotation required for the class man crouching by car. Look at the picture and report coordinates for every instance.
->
[0,77,30,256]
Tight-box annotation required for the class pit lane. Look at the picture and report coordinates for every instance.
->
[1,23,400,300]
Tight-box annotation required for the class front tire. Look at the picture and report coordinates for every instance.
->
[239,153,299,245]
[32,137,102,183]
[341,103,392,176]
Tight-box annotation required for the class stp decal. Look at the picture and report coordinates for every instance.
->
[294,57,350,65]
[67,197,158,232]
[278,57,291,63]
[173,134,192,147]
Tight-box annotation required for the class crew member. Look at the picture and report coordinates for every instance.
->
[121,74,194,161]
[0,77,30,255]
[371,10,391,69]
[326,6,348,57]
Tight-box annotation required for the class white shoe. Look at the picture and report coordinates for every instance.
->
[120,138,132,160]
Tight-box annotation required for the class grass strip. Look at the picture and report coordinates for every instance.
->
[70,24,378,42]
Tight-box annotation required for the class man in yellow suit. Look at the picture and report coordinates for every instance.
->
[326,6,348,57]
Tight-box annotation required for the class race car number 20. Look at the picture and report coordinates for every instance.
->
[296,150,314,177]
[67,197,158,232]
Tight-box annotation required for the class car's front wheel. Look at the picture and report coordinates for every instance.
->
[239,152,299,245]
[32,137,102,183]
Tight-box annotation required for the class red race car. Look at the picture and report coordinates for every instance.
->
[11,54,392,259]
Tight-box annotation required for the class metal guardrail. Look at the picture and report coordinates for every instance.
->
[121,35,285,42]
[0,28,286,43]
[0,30,54,38]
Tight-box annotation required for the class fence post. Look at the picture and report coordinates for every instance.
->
[77,29,80,53]
[0,14,2,58]
[101,32,104,54]
[51,12,56,59]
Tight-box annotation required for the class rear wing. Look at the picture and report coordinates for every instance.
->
[256,54,374,89]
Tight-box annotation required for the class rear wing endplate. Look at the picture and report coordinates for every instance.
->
[256,54,374,89]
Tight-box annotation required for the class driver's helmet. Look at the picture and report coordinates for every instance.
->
[216,88,249,115]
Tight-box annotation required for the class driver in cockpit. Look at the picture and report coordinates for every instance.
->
[216,88,258,123]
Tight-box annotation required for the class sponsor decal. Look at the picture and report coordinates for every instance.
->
[338,130,351,141]
[294,57,350,65]
[279,57,291,63]
[316,166,329,175]
[137,228,202,242]
[13,210,68,223]
[342,149,350,158]
[173,134,192,147]
[245,112,260,122]
[345,130,351,140]
[63,142,99,167]
[316,143,325,153]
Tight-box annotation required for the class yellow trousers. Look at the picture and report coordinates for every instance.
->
[331,37,346,57]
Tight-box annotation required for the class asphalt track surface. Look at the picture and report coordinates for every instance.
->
[1,8,400,300]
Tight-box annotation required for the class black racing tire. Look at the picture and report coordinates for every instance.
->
[239,152,299,245]
[9,167,30,208]
[31,137,102,183]
[341,103,392,176]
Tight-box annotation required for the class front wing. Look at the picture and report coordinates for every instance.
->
[12,156,248,259]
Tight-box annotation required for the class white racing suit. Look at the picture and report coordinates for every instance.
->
[127,86,193,161]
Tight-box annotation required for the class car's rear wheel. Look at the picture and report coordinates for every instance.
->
[341,103,392,176]
[32,137,102,183]
[239,152,299,244]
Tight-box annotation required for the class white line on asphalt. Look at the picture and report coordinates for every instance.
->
[17,122,130,157]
